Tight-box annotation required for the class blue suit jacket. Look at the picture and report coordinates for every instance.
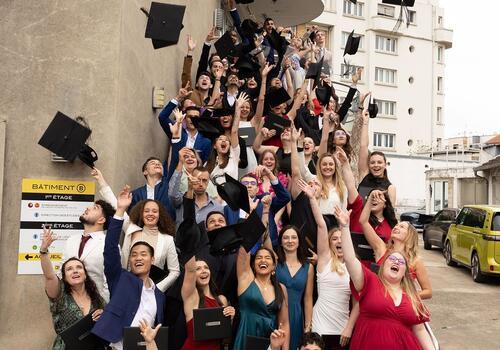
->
[130,176,176,220]
[158,100,212,177]
[92,217,165,343]
[223,179,291,251]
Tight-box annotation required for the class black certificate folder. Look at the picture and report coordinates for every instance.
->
[123,326,168,350]
[193,307,232,341]
[59,313,103,350]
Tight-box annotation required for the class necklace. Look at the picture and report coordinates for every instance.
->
[255,279,270,292]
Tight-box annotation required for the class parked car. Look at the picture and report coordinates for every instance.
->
[400,211,434,230]
[423,208,459,250]
[444,205,500,283]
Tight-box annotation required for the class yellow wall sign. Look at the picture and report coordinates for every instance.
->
[22,178,95,195]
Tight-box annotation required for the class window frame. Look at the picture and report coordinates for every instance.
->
[375,35,398,54]
[373,132,396,149]
[374,99,397,118]
[343,0,364,18]
[375,67,397,86]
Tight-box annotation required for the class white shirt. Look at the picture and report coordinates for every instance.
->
[110,278,157,350]
[146,179,161,200]
[186,131,198,149]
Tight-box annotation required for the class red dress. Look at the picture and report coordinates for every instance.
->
[349,265,429,350]
[181,296,221,350]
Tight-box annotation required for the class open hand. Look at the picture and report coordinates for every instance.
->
[139,319,161,344]
[117,185,132,211]
[333,206,351,227]
[296,179,316,199]
[41,226,57,251]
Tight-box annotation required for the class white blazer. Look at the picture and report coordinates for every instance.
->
[61,231,110,302]
[99,185,180,293]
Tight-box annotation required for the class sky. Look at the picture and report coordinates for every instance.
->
[439,0,499,138]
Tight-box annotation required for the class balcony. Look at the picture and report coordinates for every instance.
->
[369,15,402,35]
[236,0,324,27]
[435,27,453,49]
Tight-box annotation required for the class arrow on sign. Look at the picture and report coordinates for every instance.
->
[25,254,34,260]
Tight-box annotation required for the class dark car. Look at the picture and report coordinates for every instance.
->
[400,211,434,231]
[423,208,459,250]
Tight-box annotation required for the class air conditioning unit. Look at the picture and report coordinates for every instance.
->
[213,8,225,36]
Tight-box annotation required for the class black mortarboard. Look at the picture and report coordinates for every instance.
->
[316,82,333,106]
[235,56,261,79]
[344,30,361,56]
[215,31,237,59]
[240,19,261,37]
[191,116,223,140]
[306,57,326,88]
[38,112,98,168]
[263,113,291,135]
[59,313,101,350]
[266,29,289,55]
[149,264,168,285]
[239,210,266,252]
[207,224,243,256]
[382,0,415,6]
[368,96,379,119]
[236,0,255,4]
[176,218,202,264]
[216,173,250,213]
[144,2,185,49]
[212,106,235,118]
[267,87,291,108]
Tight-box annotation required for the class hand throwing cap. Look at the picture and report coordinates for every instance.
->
[144,2,186,49]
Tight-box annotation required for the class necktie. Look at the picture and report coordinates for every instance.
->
[78,235,92,258]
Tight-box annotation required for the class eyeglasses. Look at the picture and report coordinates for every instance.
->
[241,180,257,186]
[334,131,346,136]
[387,255,406,266]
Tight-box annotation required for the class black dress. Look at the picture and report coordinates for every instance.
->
[357,173,392,204]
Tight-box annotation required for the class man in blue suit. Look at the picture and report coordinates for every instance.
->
[92,185,165,349]
[130,157,176,220]
[223,165,291,251]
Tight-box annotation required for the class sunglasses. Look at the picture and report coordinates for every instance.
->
[387,255,406,266]
[241,180,257,186]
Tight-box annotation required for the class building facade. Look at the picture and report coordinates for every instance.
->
[304,0,453,210]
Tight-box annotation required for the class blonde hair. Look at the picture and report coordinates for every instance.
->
[378,251,429,319]
[386,222,419,265]
[328,228,346,275]
[315,153,345,202]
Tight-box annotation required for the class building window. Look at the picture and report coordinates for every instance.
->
[437,107,442,124]
[438,15,443,26]
[340,64,364,81]
[437,46,443,62]
[375,35,397,53]
[374,99,396,117]
[343,0,363,17]
[433,180,448,211]
[342,31,364,50]
[323,0,335,12]
[437,77,443,92]
[377,4,395,17]
[408,10,417,24]
[375,67,397,85]
[373,132,395,149]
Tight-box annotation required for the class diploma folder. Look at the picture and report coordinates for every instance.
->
[246,335,270,350]
[123,326,168,350]
[59,313,103,350]
[193,307,232,341]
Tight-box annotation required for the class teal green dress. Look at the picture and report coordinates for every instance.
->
[48,282,105,350]
[234,281,279,350]
[276,262,309,350]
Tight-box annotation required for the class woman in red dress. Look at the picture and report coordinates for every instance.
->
[181,256,235,350]
[333,205,433,350]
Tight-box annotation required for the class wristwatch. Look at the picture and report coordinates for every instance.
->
[39,248,48,255]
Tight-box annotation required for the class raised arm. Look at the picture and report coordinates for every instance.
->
[334,148,358,205]
[40,226,60,299]
[253,119,279,155]
[182,35,196,88]
[236,246,254,296]
[195,27,216,79]
[357,105,370,179]
[290,126,302,199]
[334,206,364,292]
[181,255,198,303]
[318,107,332,156]
[260,195,274,251]
[283,60,294,101]
[286,79,309,121]
[254,62,273,128]
[359,190,388,260]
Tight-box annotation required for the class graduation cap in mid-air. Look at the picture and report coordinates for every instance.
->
[215,173,250,213]
[38,112,98,168]
[368,96,379,119]
[382,0,416,31]
[143,2,186,49]
[342,30,361,78]
[306,57,330,88]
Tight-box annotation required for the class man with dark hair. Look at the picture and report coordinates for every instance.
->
[130,156,176,220]
[60,199,116,301]
[92,185,165,349]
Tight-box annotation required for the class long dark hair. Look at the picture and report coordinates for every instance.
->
[327,126,352,160]
[61,257,104,308]
[368,151,389,180]
[276,225,307,265]
[195,258,222,308]
[206,136,230,173]
[251,247,284,309]
[129,199,176,236]
[367,189,398,228]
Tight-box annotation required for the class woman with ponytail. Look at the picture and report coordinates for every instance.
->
[234,246,290,350]
[181,256,235,350]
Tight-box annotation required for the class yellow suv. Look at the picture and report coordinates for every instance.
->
[444,205,500,282]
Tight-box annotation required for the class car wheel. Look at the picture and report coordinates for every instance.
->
[471,252,487,283]
[423,232,432,250]
[444,241,457,266]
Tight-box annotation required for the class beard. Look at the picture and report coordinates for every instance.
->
[79,215,95,226]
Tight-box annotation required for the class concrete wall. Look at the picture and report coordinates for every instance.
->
[0,0,217,347]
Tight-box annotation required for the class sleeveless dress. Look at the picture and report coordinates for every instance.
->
[276,262,309,350]
[349,265,429,350]
[312,259,351,336]
[181,296,221,350]
[233,281,279,350]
